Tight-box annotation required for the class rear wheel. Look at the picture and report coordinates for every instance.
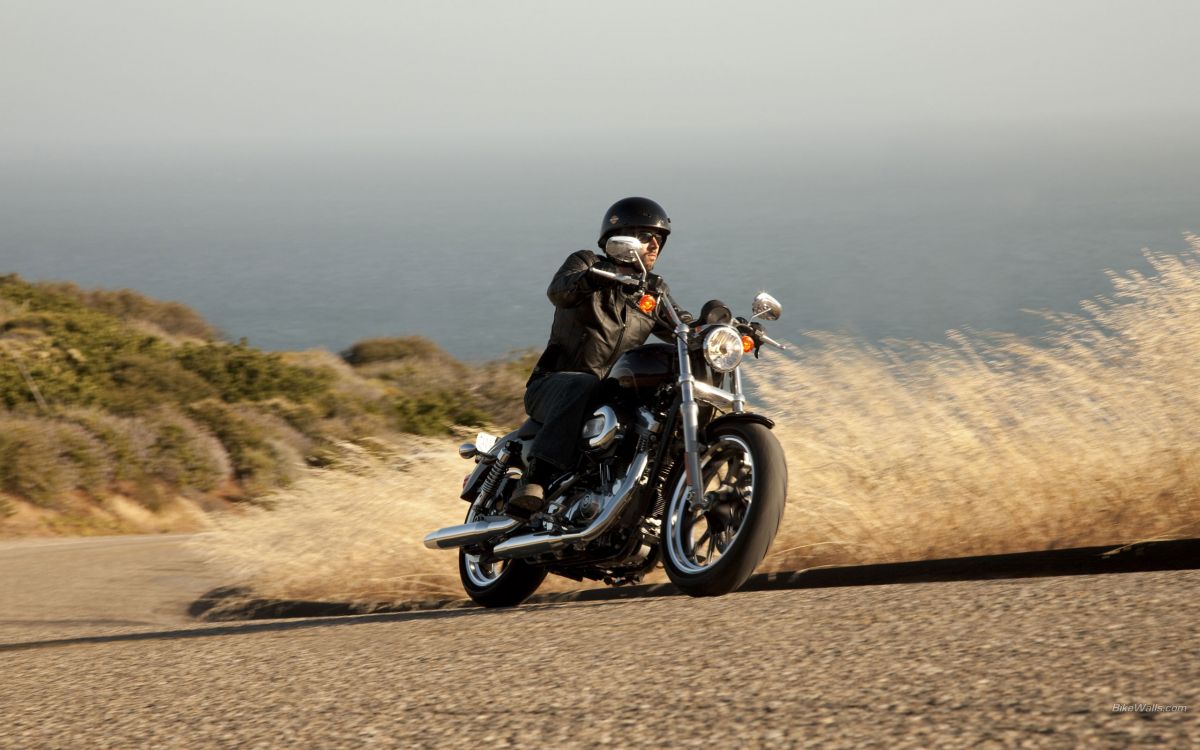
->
[661,421,787,596]
[458,503,546,608]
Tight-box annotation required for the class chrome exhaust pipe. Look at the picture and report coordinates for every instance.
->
[423,517,521,550]
[492,452,650,559]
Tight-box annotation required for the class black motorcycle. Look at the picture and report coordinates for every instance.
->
[424,237,788,606]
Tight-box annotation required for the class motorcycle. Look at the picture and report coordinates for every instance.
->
[424,236,788,606]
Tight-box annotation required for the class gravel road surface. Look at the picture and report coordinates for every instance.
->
[0,534,219,644]
[1,536,1195,748]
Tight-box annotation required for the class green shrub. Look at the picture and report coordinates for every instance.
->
[1,275,217,340]
[61,407,155,482]
[342,336,455,366]
[255,397,325,438]
[186,400,303,496]
[143,409,228,492]
[0,284,171,410]
[0,418,112,507]
[57,285,218,340]
[174,341,333,403]
[392,391,488,436]
[56,422,113,490]
[100,354,218,414]
[475,349,539,428]
[0,274,542,508]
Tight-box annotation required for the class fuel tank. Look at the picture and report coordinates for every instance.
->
[605,343,676,400]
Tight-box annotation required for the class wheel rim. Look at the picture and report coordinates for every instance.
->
[462,505,509,588]
[663,435,756,575]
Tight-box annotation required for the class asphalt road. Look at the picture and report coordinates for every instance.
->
[0,536,1195,748]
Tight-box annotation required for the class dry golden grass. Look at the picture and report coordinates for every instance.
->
[759,236,1200,570]
[197,237,1200,603]
[194,436,588,604]
[193,437,470,603]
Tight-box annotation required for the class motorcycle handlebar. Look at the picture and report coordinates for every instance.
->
[758,333,786,350]
[587,265,642,288]
[588,266,689,329]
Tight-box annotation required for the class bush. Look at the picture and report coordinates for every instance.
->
[69,286,218,340]
[0,417,112,507]
[392,391,488,436]
[6,276,218,340]
[143,409,229,492]
[0,274,539,510]
[174,341,333,403]
[255,397,325,438]
[186,400,305,496]
[60,407,155,482]
[475,349,539,428]
[342,336,455,366]
[100,354,218,414]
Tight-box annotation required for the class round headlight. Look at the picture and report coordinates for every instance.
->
[702,325,745,373]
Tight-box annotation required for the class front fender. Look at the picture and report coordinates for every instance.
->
[701,412,775,443]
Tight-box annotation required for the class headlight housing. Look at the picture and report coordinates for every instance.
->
[702,325,745,373]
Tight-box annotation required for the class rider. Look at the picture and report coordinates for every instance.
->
[510,196,687,513]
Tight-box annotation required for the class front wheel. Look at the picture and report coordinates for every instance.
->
[458,504,546,608]
[661,421,787,597]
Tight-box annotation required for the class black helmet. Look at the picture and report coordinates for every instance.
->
[597,197,671,250]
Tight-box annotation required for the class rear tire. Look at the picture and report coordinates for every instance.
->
[458,505,546,608]
[661,421,787,597]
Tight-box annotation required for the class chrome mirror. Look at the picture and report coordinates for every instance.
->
[604,236,642,265]
[751,292,782,320]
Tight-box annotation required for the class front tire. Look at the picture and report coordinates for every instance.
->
[661,421,787,597]
[458,506,546,608]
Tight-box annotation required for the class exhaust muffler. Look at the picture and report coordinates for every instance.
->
[423,517,521,550]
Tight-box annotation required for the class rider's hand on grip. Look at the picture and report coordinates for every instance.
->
[592,260,639,289]
[591,260,620,280]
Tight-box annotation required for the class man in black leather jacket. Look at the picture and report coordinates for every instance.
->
[511,197,686,513]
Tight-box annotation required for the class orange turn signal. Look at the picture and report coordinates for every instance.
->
[741,335,755,353]
[637,294,657,314]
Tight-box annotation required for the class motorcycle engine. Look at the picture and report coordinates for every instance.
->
[564,491,602,524]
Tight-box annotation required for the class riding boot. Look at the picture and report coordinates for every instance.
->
[509,458,559,514]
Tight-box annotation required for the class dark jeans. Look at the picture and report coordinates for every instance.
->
[523,372,601,470]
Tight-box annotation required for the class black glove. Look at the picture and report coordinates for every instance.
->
[592,260,639,289]
[592,259,620,277]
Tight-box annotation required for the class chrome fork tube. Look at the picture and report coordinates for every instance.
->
[674,327,707,507]
[730,367,747,413]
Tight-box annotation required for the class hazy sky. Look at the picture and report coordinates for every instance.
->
[4,0,1199,159]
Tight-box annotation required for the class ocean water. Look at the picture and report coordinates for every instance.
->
[2,138,1197,361]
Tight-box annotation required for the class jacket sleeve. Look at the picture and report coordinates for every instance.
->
[547,250,601,308]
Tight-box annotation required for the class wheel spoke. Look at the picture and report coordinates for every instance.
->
[665,434,758,576]
[683,512,703,557]
[692,526,711,560]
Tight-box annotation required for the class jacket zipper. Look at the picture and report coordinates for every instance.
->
[602,291,631,374]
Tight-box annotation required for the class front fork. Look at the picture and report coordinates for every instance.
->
[672,322,747,508]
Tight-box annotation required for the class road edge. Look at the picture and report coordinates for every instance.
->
[190,537,1200,622]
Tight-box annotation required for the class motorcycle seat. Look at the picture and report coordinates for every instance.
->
[516,418,542,440]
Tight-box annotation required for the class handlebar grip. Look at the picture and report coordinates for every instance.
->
[588,266,640,287]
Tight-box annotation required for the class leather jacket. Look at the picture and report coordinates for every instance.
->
[529,250,683,382]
